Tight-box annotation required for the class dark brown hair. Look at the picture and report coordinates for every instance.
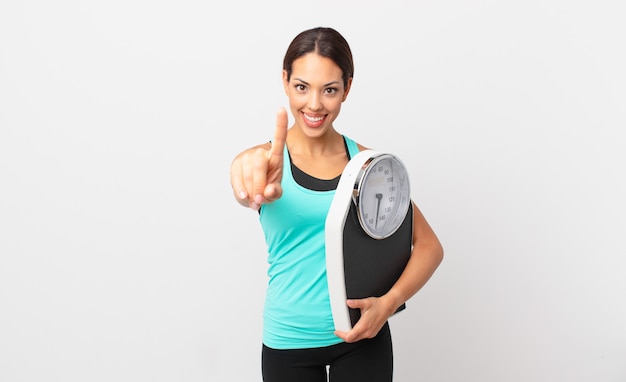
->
[283,27,354,89]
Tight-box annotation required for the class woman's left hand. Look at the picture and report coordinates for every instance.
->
[333,297,395,343]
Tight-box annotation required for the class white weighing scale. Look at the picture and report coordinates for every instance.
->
[325,150,413,332]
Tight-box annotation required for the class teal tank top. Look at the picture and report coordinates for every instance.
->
[259,136,360,349]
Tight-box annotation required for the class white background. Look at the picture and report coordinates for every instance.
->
[1,1,624,381]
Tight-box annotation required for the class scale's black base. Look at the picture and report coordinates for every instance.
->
[342,203,413,327]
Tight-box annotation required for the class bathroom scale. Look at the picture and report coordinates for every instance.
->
[325,150,413,332]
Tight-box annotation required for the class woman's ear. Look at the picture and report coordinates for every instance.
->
[342,77,353,102]
[282,70,290,96]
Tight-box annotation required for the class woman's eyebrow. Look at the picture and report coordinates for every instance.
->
[293,78,341,87]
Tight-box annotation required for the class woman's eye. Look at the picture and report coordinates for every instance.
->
[295,84,306,92]
[325,87,338,95]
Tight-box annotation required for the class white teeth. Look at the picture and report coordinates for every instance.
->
[304,114,324,122]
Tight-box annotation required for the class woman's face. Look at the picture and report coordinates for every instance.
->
[283,53,352,138]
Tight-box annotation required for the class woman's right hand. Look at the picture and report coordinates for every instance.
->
[230,108,288,210]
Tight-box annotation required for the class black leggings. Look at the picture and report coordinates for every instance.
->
[262,322,393,382]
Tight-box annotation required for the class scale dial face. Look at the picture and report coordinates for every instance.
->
[354,153,411,239]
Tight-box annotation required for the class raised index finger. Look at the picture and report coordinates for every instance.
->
[268,107,288,160]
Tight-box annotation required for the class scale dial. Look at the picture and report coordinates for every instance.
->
[353,153,411,239]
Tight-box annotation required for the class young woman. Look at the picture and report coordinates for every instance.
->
[230,26,443,382]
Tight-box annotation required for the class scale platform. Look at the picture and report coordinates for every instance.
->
[326,192,413,331]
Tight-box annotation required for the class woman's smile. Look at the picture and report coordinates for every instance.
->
[302,112,327,128]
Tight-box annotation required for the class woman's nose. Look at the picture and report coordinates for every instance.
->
[307,93,323,111]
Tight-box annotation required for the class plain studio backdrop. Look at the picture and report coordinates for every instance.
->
[1,1,624,381]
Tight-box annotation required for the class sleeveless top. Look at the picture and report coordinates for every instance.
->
[259,135,360,349]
